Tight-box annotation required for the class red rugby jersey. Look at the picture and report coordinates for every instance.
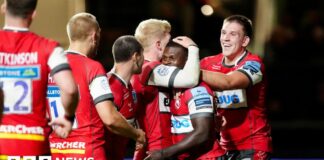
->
[47,50,113,160]
[0,28,70,155]
[131,60,173,151]
[170,82,225,160]
[105,72,137,160]
[200,51,272,152]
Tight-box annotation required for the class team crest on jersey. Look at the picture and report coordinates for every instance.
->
[175,99,181,109]
[157,66,169,76]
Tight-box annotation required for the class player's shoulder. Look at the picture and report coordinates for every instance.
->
[29,32,59,46]
[201,53,222,62]
[244,51,263,63]
[142,60,161,69]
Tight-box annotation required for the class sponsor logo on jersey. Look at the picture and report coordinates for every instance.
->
[47,86,60,97]
[194,97,212,109]
[50,141,86,149]
[171,119,190,129]
[157,66,169,76]
[0,125,44,135]
[242,61,261,75]
[217,94,240,104]
[0,65,40,79]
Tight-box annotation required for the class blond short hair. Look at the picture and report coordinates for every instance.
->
[134,19,171,48]
[67,12,99,42]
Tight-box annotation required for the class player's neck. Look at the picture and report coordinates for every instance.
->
[143,51,160,62]
[224,49,246,65]
[68,42,91,57]
[4,16,31,29]
[114,63,132,84]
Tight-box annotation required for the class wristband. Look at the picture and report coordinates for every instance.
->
[64,114,75,124]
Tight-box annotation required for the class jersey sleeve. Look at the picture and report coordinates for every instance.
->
[48,46,71,75]
[186,86,214,119]
[141,61,180,88]
[237,60,263,85]
[89,63,113,104]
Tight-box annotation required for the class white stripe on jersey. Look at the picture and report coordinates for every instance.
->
[48,47,68,70]
[89,76,112,101]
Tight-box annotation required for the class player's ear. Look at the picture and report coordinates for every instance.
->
[1,1,6,14]
[31,10,36,19]
[156,40,162,51]
[242,36,250,47]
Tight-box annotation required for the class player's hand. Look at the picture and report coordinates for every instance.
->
[172,36,197,48]
[144,150,163,160]
[48,117,73,138]
[135,128,146,148]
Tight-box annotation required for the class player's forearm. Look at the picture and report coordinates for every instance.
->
[172,45,200,88]
[105,106,140,140]
[162,130,209,158]
[54,70,79,117]
[60,90,79,117]
[201,70,232,91]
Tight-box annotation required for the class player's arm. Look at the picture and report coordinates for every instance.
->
[96,100,145,144]
[48,47,79,138]
[164,116,213,159]
[201,70,249,91]
[149,36,200,88]
[147,87,214,160]
[201,60,263,91]
[49,47,79,117]
[91,75,146,145]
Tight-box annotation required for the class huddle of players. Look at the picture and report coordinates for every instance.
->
[0,0,272,159]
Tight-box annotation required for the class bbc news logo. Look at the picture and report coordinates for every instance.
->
[7,156,94,160]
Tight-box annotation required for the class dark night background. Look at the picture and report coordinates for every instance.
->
[86,0,324,158]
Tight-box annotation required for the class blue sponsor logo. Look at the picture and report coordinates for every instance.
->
[217,94,240,104]
[47,86,60,97]
[242,61,261,75]
[194,97,212,109]
[172,119,190,129]
[190,87,209,98]
[0,66,40,79]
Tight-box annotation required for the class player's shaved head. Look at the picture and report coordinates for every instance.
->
[67,12,100,42]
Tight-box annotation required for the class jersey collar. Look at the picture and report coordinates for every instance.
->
[65,50,87,57]
[108,71,129,88]
[3,26,29,32]
[221,50,248,68]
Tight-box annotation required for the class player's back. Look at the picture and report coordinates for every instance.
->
[49,51,108,159]
[131,60,172,151]
[0,29,59,155]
